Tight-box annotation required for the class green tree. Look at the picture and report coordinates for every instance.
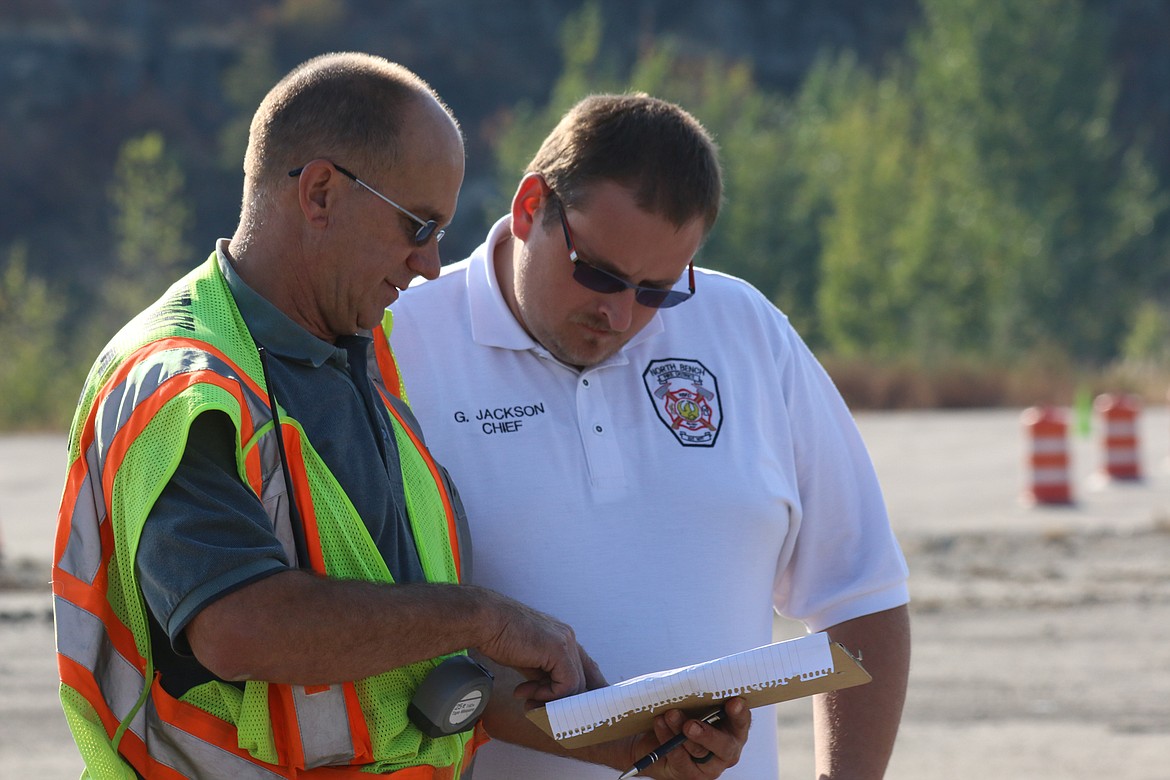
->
[799,52,1034,360]
[106,131,193,335]
[0,243,73,430]
[801,0,1165,365]
[909,0,1165,362]
[797,56,926,356]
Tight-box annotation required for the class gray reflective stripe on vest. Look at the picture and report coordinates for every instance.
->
[58,596,288,779]
[59,440,107,584]
[55,596,148,741]
[140,698,287,780]
[91,348,269,451]
[59,345,278,584]
[92,353,222,449]
[255,426,298,568]
[93,346,273,451]
[292,685,356,768]
[58,344,363,771]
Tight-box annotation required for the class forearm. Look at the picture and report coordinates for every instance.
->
[187,570,501,684]
[813,605,910,779]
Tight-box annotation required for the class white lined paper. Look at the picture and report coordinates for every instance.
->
[545,632,834,740]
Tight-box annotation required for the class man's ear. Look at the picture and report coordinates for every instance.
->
[295,159,340,228]
[509,173,551,242]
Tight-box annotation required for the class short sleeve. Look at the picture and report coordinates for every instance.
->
[771,326,910,631]
[136,410,289,650]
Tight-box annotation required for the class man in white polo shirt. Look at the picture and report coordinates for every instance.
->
[389,93,910,779]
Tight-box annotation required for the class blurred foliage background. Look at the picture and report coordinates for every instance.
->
[2,0,1169,429]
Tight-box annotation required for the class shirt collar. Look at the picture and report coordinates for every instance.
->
[465,217,664,362]
[215,238,350,369]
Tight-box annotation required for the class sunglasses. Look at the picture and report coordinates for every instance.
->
[552,195,695,309]
[288,162,444,246]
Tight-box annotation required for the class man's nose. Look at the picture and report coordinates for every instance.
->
[598,289,636,332]
[406,241,442,281]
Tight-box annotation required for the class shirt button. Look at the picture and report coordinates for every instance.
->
[594,425,603,434]
[582,378,590,387]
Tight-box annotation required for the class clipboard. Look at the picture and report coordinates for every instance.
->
[527,641,870,749]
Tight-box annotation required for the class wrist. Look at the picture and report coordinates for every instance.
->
[457,584,507,651]
[590,734,641,772]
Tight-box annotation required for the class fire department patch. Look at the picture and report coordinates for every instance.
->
[642,358,722,447]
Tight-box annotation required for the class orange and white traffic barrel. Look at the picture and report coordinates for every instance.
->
[1021,405,1073,505]
[1094,393,1142,481]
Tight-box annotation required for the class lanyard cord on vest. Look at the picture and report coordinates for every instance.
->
[258,345,311,569]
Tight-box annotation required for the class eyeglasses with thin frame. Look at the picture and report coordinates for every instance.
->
[551,194,695,309]
[288,163,444,245]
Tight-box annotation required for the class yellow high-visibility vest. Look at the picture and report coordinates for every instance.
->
[53,254,482,779]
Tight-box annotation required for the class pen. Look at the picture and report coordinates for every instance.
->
[617,706,726,779]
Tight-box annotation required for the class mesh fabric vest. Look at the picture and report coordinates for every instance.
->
[52,253,479,779]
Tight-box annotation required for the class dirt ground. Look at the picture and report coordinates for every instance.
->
[2,408,1169,778]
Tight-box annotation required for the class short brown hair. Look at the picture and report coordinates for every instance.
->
[527,93,722,233]
[243,52,456,191]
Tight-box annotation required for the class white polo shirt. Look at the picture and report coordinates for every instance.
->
[389,216,909,779]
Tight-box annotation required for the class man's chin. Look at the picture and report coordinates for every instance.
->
[554,338,622,369]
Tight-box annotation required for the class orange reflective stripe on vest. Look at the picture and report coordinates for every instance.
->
[56,254,474,777]
[368,321,462,581]
[53,337,380,776]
